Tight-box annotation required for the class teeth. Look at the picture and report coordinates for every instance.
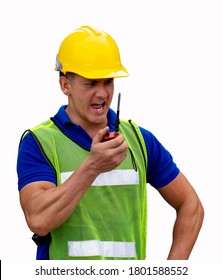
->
[91,102,104,110]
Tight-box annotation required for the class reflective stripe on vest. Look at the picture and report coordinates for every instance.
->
[61,169,139,186]
[68,240,136,258]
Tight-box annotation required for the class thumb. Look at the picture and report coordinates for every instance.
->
[93,126,109,143]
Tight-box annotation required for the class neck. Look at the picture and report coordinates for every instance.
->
[84,124,107,139]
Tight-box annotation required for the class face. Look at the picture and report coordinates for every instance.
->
[60,73,114,131]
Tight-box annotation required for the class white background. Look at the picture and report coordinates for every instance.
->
[0,0,221,261]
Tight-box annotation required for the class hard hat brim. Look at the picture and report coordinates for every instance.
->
[55,66,129,79]
[78,67,129,79]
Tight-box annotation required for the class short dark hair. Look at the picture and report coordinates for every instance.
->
[59,71,75,79]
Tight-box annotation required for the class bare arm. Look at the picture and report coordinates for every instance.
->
[19,127,128,236]
[158,172,204,260]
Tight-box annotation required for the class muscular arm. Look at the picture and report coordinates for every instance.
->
[19,127,128,237]
[158,172,204,260]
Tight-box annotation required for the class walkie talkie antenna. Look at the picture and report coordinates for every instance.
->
[114,93,121,132]
[102,92,121,141]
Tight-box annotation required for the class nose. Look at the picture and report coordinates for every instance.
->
[95,81,109,98]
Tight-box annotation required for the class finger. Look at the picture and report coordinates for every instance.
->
[93,126,109,144]
[104,134,126,149]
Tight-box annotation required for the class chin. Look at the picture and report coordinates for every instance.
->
[91,116,107,125]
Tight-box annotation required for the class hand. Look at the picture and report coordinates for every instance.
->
[88,126,128,174]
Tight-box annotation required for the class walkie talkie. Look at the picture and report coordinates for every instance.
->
[103,92,121,141]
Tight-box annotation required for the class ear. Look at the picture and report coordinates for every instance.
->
[59,76,71,96]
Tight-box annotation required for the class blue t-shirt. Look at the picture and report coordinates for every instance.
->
[17,105,179,259]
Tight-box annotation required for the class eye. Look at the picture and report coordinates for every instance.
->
[104,78,113,85]
[85,80,97,87]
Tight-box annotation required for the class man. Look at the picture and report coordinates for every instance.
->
[17,25,204,260]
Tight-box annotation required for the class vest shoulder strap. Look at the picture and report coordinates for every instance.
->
[128,119,148,170]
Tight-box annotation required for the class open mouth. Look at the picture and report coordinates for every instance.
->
[91,101,106,111]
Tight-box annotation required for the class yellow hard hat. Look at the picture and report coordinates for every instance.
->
[55,25,129,79]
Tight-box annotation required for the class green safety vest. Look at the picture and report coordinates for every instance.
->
[29,119,148,260]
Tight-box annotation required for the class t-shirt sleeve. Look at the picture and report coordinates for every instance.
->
[17,132,57,191]
[139,127,180,188]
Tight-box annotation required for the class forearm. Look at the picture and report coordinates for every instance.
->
[22,157,99,236]
[167,200,204,260]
